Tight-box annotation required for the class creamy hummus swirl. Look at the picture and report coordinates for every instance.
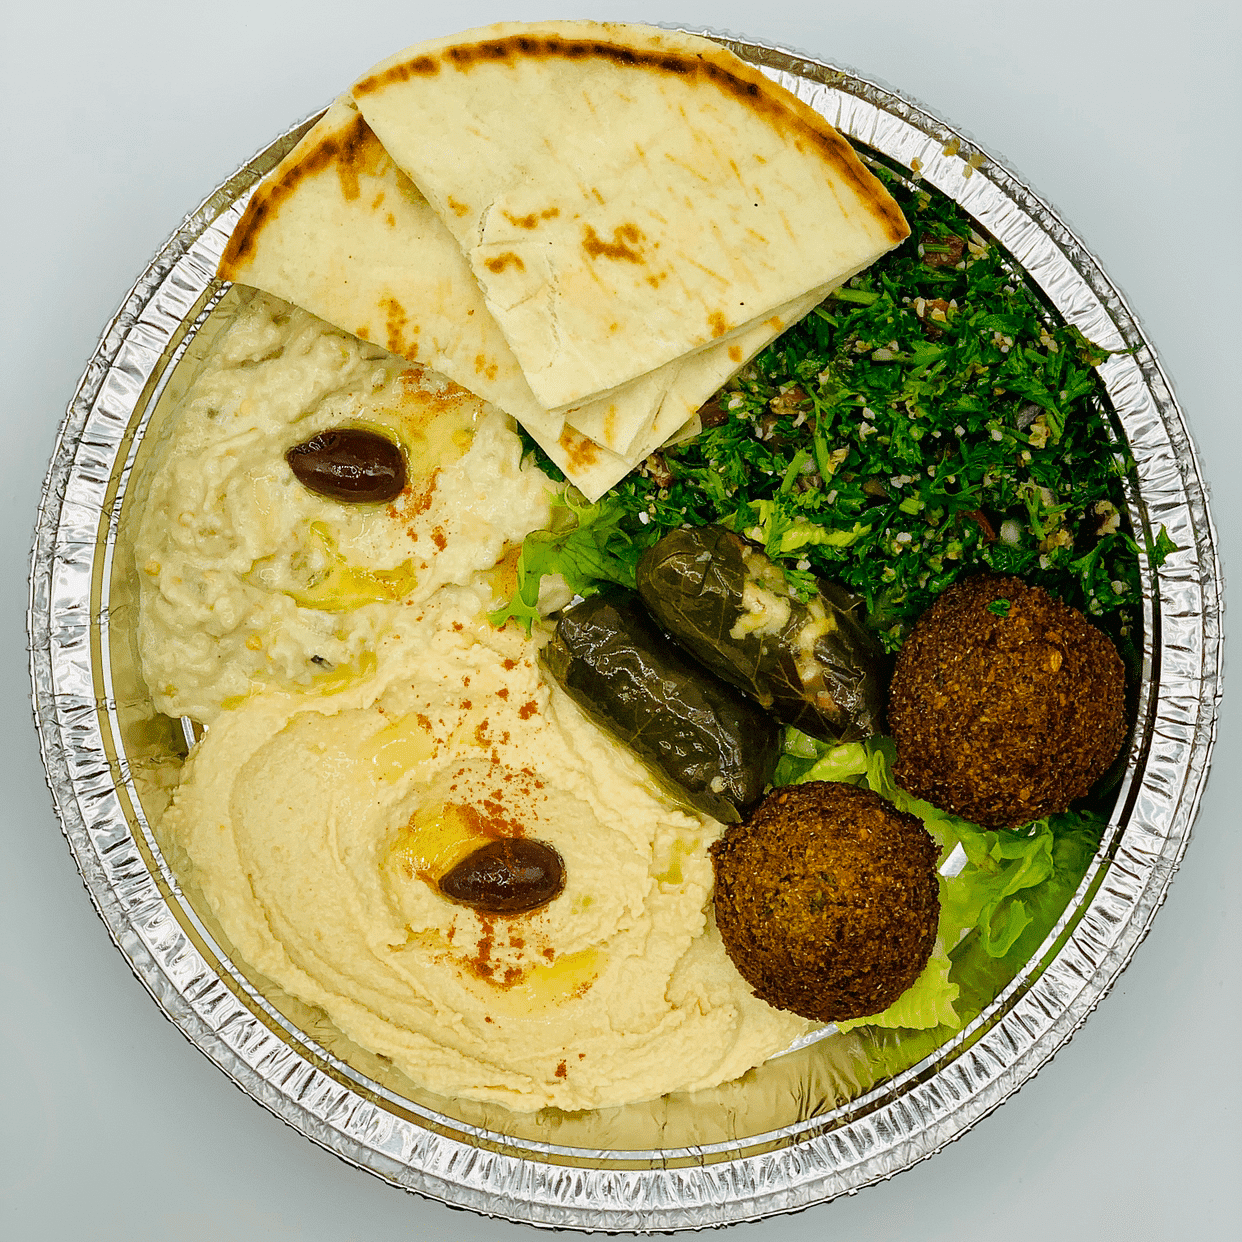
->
[164,585,810,1111]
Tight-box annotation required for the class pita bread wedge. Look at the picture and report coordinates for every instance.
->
[217,99,555,424]
[351,21,908,413]
[524,285,826,501]
[217,96,814,497]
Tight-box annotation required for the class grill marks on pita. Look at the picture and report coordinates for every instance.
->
[355,32,907,246]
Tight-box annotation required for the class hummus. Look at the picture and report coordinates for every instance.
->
[162,584,811,1111]
[139,289,812,1113]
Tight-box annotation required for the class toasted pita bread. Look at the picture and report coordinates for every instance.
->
[352,21,908,413]
[217,95,842,498]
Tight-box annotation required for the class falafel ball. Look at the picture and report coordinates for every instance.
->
[711,781,940,1024]
[888,574,1127,828]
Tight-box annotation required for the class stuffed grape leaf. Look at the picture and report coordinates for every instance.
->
[637,525,887,742]
[541,588,780,822]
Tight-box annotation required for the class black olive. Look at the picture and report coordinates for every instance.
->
[286,428,406,503]
[438,838,565,915]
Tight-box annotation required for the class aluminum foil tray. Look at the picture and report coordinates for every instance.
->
[27,32,1222,1232]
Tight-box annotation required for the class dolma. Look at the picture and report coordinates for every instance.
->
[540,588,779,822]
[636,526,886,743]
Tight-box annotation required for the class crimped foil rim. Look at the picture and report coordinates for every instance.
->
[27,31,1221,1232]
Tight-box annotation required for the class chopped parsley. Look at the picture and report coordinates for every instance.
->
[510,152,1165,655]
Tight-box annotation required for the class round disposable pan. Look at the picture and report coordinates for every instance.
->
[27,30,1221,1232]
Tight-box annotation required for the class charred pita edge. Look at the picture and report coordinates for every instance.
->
[220,107,383,276]
[354,32,908,245]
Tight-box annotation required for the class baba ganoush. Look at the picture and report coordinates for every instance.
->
[134,289,552,724]
[138,289,812,1112]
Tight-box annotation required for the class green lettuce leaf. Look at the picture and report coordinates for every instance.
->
[940,818,1055,957]
[488,491,639,633]
[773,728,883,787]
[946,811,1105,1011]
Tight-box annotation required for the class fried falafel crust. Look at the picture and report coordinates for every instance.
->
[711,782,940,1024]
[888,574,1127,829]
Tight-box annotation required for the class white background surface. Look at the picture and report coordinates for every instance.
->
[3,1,1238,1238]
